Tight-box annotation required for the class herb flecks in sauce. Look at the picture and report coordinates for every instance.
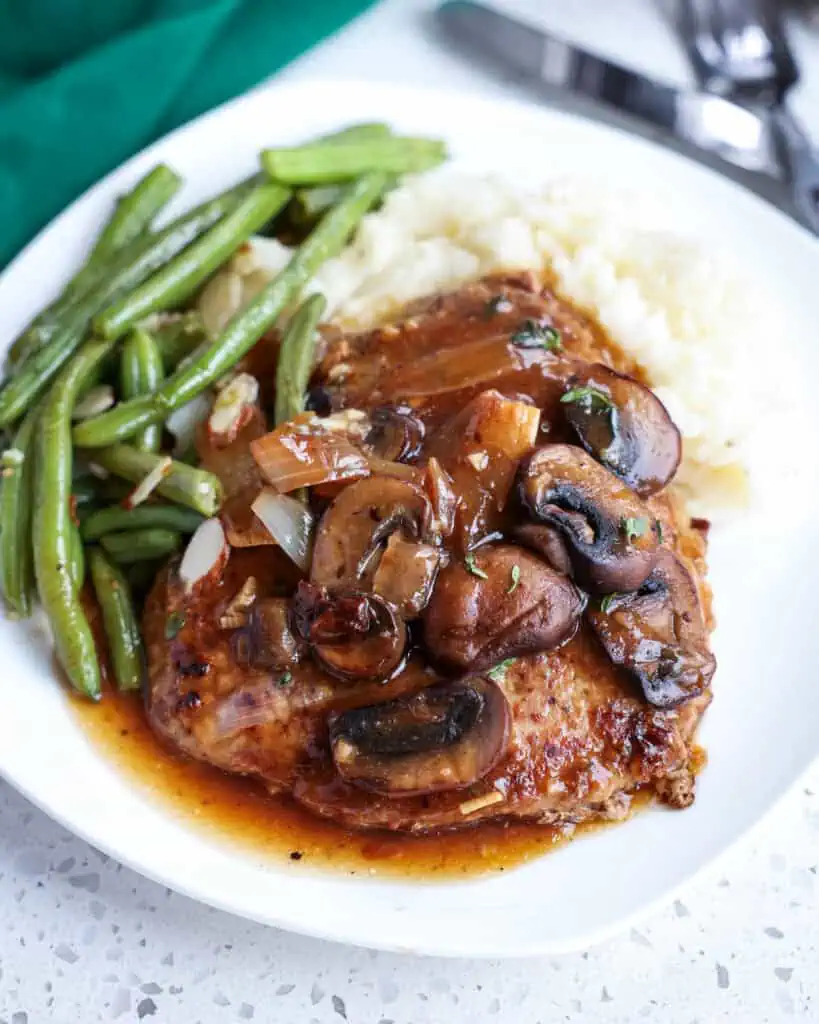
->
[560,386,613,411]
[511,318,562,351]
[165,611,186,640]
[465,553,489,580]
[621,516,648,544]
[507,564,521,593]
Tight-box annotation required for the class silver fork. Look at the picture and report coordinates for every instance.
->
[678,0,819,233]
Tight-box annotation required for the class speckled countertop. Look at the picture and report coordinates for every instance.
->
[3,2,819,1021]
[1,770,818,1022]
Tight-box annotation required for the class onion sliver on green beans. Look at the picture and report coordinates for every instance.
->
[33,337,117,700]
[91,445,223,517]
[73,173,389,449]
[88,547,144,690]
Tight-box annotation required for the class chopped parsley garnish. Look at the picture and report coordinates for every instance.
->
[278,671,293,687]
[485,294,513,317]
[488,658,516,681]
[600,593,619,614]
[560,386,613,411]
[655,520,664,543]
[507,564,521,593]
[511,318,562,351]
[621,516,648,543]
[465,553,489,580]
[164,611,186,640]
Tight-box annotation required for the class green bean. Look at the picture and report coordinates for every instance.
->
[100,528,181,565]
[68,523,86,591]
[120,329,164,452]
[287,127,391,225]
[0,406,39,617]
[88,547,144,690]
[89,165,183,268]
[317,123,392,144]
[0,177,258,429]
[6,164,181,370]
[82,503,204,541]
[33,337,117,700]
[274,294,326,425]
[95,183,291,340]
[148,312,208,371]
[91,445,223,517]
[262,138,446,185]
[73,173,388,448]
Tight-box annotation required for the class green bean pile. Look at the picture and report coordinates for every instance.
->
[0,122,446,700]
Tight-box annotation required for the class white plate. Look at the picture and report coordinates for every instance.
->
[1,79,818,958]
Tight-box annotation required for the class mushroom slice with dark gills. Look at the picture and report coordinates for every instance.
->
[560,364,681,496]
[309,476,441,616]
[423,544,584,671]
[362,405,426,464]
[587,549,715,708]
[328,675,511,796]
[518,444,660,594]
[292,581,407,682]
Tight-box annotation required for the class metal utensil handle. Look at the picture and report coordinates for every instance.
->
[770,107,819,234]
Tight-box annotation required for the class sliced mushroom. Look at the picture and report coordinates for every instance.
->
[587,550,716,708]
[292,582,407,682]
[231,597,306,671]
[561,364,681,496]
[310,476,434,589]
[423,544,585,671]
[363,405,425,463]
[372,533,442,619]
[518,444,660,593]
[328,675,510,796]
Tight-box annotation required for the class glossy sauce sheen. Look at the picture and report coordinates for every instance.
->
[69,685,632,877]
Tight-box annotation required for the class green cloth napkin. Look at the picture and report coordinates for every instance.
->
[0,0,375,269]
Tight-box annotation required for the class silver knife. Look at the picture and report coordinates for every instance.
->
[436,0,780,177]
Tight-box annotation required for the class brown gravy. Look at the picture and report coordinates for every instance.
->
[69,684,658,879]
[68,275,705,880]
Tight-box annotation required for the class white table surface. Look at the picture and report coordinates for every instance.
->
[2,2,819,1021]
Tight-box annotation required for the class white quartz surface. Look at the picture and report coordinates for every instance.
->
[2,1,819,1020]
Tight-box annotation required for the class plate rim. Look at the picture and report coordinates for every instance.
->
[1,75,817,958]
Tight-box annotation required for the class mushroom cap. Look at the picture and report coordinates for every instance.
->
[292,582,408,682]
[423,543,585,671]
[561,364,681,496]
[328,675,511,796]
[310,476,435,589]
[518,444,660,593]
[587,549,716,708]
